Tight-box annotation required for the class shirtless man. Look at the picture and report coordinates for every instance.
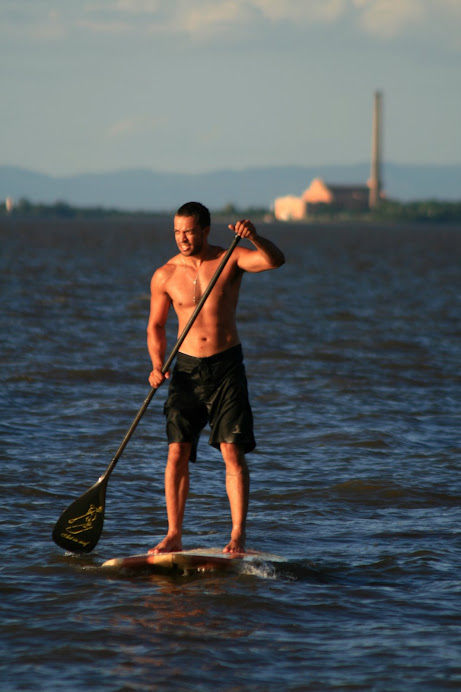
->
[147,201,285,554]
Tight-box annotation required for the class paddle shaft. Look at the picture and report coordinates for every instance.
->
[100,233,241,480]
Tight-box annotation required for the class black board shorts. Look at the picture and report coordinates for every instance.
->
[164,344,255,462]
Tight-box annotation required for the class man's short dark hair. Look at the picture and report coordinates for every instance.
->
[176,202,210,230]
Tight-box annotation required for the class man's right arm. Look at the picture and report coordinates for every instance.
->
[147,268,172,388]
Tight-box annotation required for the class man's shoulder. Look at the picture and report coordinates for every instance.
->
[208,244,244,264]
[152,256,180,283]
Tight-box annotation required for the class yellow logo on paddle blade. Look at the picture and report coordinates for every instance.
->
[65,504,103,535]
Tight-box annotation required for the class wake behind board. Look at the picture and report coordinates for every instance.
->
[101,547,284,577]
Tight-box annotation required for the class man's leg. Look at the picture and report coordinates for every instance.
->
[149,442,192,554]
[220,443,250,554]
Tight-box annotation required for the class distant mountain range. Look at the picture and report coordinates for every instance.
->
[1,163,460,211]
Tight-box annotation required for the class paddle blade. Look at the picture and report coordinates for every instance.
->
[52,478,107,554]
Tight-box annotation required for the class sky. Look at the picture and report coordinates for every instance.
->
[1,0,461,176]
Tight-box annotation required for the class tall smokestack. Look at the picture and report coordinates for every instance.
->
[369,91,383,209]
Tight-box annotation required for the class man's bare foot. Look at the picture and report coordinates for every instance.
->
[223,530,246,554]
[148,534,182,555]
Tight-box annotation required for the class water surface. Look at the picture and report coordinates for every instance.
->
[1,217,461,691]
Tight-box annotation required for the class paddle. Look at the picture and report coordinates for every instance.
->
[52,233,241,554]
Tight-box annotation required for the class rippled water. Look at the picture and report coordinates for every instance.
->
[1,217,461,691]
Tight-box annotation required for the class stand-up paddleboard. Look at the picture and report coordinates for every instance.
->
[101,547,285,577]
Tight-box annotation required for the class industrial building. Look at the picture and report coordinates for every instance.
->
[273,92,384,221]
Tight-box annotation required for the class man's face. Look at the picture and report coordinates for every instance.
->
[174,214,208,257]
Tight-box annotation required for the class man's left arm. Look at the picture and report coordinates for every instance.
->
[229,219,285,273]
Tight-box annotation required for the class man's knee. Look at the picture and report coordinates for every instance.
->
[221,443,248,474]
[167,442,192,467]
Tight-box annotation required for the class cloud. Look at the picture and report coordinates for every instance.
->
[172,2,258,39]
[34,9,67,39]
[112,0,160,10]
[0,6,67,41]
[2,0,461,47]
[253,0,347,24]
[86,0,161,15]
[353,0,425,38]
[77,19,132,34]
[88,0,461,45]
[106,118,138,137]
[105,115,163,138]
[439,0,461,14]
[198,126,222,145]
[108,0,161,11]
